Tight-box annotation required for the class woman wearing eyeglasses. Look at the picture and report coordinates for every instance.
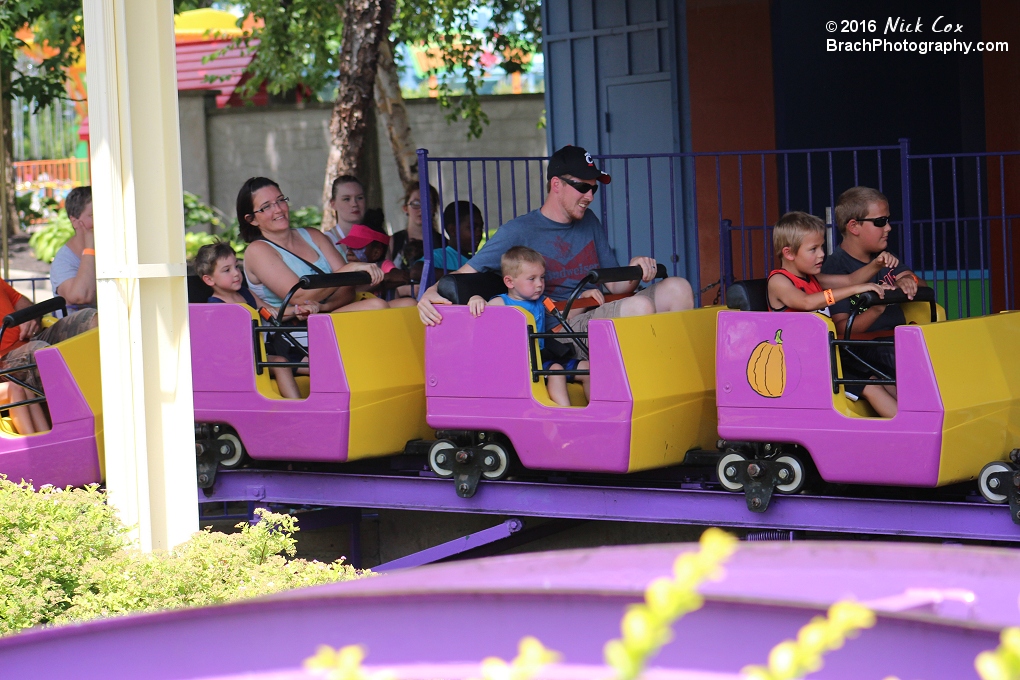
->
[237,176,388,314]
[390,182,442,270]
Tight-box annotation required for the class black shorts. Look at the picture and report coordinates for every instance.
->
[840,343,895,396]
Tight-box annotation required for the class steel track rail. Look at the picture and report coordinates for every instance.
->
[203,469,1020,543]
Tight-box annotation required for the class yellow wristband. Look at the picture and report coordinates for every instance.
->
[81,248,95,256]
[823,289,835,305]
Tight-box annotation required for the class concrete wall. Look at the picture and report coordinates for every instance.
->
[204,102,334,222]
[184,94,547,234]
[178,90,214,204]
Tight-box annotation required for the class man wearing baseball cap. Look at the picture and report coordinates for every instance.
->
[416,144,694,328]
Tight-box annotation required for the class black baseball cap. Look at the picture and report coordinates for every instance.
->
[547,145,612,184]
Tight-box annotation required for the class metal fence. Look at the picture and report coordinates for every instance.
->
[417,140,1020,317]
[13,158,91,186]
[12,96,80,162]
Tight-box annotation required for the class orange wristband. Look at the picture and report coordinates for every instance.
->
[896,271,919,285]
[823,289,835,305]
[81,248,95,256]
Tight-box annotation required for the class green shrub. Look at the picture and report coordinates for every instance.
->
[183,192,246,259]
[0,480,128,633]
[184,191,226,232]
[290,205,323,230]
[28,213,75,263]
[0,478,366,636]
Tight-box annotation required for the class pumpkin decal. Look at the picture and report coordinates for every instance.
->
[747,329,786,397]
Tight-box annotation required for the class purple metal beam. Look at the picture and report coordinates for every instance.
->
[375,518,523,572]
[204,470,1020,543]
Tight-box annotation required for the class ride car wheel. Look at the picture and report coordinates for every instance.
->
[480,442,510,480]
[774,454,806,494]
[978,461,1013,504]
[428,440,456,478]
[717,451,746,492]
[216,432,248,470]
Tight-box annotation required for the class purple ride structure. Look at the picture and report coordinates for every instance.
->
[0,541,1016,679]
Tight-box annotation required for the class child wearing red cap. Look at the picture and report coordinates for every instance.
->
[339,223,397,274]
[339,224,417,305]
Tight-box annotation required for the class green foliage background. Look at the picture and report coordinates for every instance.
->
[0,478,366,636]
[27,211,73,263]
[0,1,84,109]
[201,0,541,139]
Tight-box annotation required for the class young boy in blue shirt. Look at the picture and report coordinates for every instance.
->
[468,246,593,407]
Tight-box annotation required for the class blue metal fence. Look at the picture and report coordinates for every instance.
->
[417,140,1020,317]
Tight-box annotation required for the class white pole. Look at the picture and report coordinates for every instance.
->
[82,0,198,551]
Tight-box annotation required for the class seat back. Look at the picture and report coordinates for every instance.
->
[726,279,769,311]
[436,272,507,304]
[188,273,254,305]
[187,274,212,304]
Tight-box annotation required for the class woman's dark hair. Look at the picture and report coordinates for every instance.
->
[236,176,282,243]
[193,241,237,278]
[331,175,364,200]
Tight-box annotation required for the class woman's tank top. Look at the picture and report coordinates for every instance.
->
[767,269,823,312]
[247,229,333,308]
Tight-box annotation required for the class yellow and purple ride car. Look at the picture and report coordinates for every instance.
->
[716,280,1020,514]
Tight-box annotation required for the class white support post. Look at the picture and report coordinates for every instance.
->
[82,0,198,551]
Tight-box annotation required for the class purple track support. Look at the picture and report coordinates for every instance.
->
[374,518,524,572]
[201,469,1020,543]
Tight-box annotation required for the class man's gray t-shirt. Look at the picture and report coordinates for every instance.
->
[50,245,95,313]
[465,208,620,301]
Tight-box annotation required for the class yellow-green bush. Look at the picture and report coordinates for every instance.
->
[0,478,366,636]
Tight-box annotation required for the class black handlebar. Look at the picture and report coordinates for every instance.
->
[587,264,669,285]
[846,286,937,339]
[0,297,68,339]
[561,264,670,318]
[296,272,372,290]
[277,271,372,323]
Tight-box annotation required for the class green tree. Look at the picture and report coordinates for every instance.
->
[203,0,541,228]
[0,0,85,233]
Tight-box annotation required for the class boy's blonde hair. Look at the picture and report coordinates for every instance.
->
[835,186,888,235]
[501,245,546,279]
[773,211,826,256]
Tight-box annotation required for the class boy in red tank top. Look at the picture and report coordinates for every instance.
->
[766,211,898,416]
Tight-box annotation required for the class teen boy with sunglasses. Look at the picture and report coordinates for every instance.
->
[417,145,694,328]
[822,186,926,397]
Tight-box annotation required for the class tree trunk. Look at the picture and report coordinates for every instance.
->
[374,36,417,189]
[1,68,21,237]
[320,0,394,233]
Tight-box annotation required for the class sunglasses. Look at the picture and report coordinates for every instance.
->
[858,216,892,227]
[558,176,599,196]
